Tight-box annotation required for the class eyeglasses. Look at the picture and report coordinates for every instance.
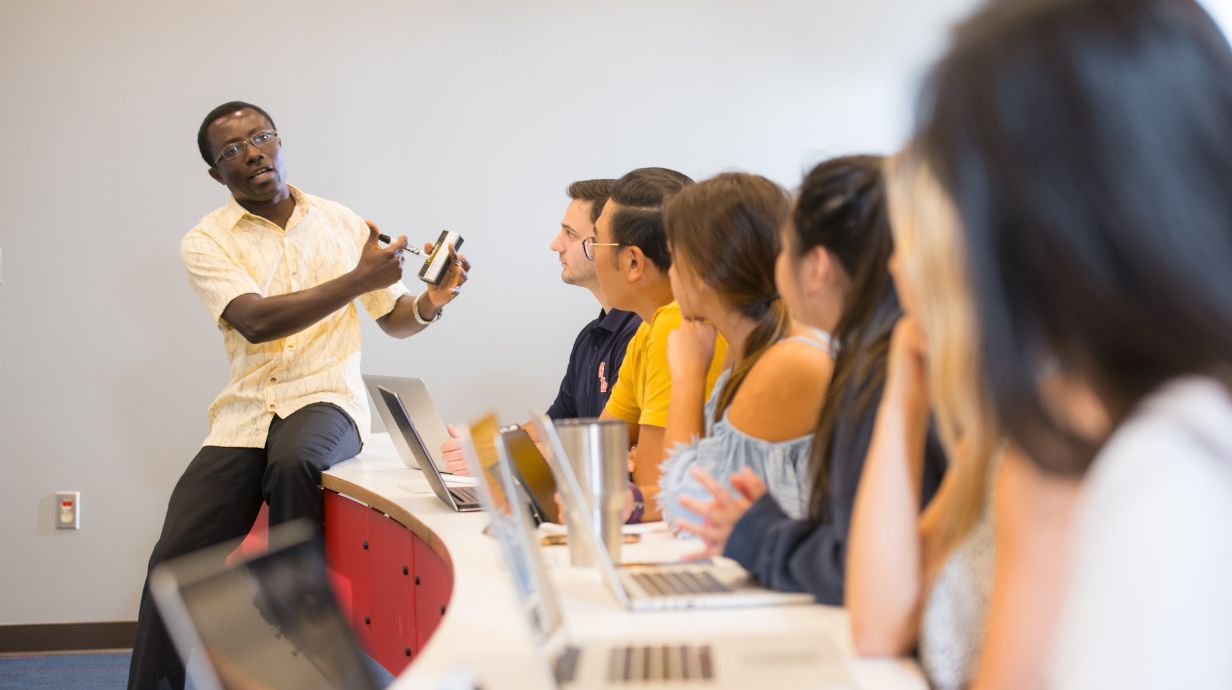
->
[213,130,279,166]
[581,237,625,261]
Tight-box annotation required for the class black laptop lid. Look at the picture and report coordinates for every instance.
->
[500,427,560,524]
[376,386,457,507]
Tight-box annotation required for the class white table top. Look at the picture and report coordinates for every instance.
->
[322,433,926,690]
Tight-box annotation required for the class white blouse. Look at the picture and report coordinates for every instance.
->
[1049,377,1232,689]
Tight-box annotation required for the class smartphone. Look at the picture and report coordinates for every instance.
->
[418,230,464,285]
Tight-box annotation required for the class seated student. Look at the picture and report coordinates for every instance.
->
[440,179,641,474]
[914,0,1232,687]
[655,173,833,523]
[544,180,642,420]
[591,167,728,522]
[671,156,945,604]
[844,151,1079,690]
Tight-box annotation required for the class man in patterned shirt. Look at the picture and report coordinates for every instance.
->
[127,101,470,690]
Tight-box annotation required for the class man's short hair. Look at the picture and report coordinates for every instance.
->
[608,167,694,271]
[567,179,616,224]
[197,101,277,166]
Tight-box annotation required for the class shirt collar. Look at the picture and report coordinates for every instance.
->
[218,184,308,230]
[595,307,637,333]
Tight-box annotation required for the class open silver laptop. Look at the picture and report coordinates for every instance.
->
[461,416,854,690]
[370,383,480,512]
[149,521,382,690]
[529,414,815,612]
[456,414,565,636]
[362,374,452,474]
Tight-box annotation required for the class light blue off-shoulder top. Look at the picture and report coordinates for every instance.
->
[657,329,833,529]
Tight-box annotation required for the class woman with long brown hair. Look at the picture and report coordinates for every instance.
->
[668,157,947,606]
[655,171,835,523]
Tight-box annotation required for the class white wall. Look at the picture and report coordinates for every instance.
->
[0,0,984,625]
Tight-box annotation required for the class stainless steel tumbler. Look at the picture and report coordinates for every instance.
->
[553,418,627,566]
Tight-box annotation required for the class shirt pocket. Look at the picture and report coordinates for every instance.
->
[302,231,354,285]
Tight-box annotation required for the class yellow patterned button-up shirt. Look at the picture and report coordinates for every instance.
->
[181,185,410,448]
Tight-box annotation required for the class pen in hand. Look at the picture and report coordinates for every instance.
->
[378,233,424,256]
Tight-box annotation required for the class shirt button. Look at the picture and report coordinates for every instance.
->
[269,377,277,383]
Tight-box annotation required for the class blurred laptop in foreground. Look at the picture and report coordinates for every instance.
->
[150,521,384,690]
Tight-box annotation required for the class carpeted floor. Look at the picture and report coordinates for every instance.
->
[0,652,132,690]
[0,650,394,689]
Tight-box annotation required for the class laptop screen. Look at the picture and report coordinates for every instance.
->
[501,427,560,524]
[462,417,564,642]
[154,523,380,690]
[467,415,514,513]
[376,386,436,470]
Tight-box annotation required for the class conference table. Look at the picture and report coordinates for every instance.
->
[319,432,927,690]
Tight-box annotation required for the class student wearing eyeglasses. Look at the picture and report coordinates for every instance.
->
[127,101,471,690]
[437,179,642,474]
[590,167,728,522]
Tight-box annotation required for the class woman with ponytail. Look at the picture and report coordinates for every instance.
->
[670,156,947,605]
[656,171,839,523]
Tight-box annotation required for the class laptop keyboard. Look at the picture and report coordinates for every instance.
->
[607,644,715,683]
[629,570,732,597]
[449,485,478,505]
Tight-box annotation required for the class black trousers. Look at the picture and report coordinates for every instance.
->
[127,403,362,690]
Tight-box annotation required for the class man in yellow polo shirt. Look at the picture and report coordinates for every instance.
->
[587,167,726,522]
[128,102,471,690]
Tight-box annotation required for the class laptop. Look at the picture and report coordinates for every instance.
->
[456,414,565,634]
[529,414,815,612]
[371,383,480,512]
[462,416,855,690]
[501,425,561,524]
[362,375,452,474]
[149,520,382,690]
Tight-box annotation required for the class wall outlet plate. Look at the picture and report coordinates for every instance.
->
[55,491,80,530]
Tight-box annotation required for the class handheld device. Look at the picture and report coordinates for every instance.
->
[418,230,464,285]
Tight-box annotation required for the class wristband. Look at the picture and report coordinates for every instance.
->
[625,482,645,524]
[412,293,442,325]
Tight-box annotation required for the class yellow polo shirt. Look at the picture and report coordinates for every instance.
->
[603,301,727,428]
[181,185,411,448]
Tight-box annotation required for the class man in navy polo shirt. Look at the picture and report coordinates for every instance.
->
[441,179,641,473]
